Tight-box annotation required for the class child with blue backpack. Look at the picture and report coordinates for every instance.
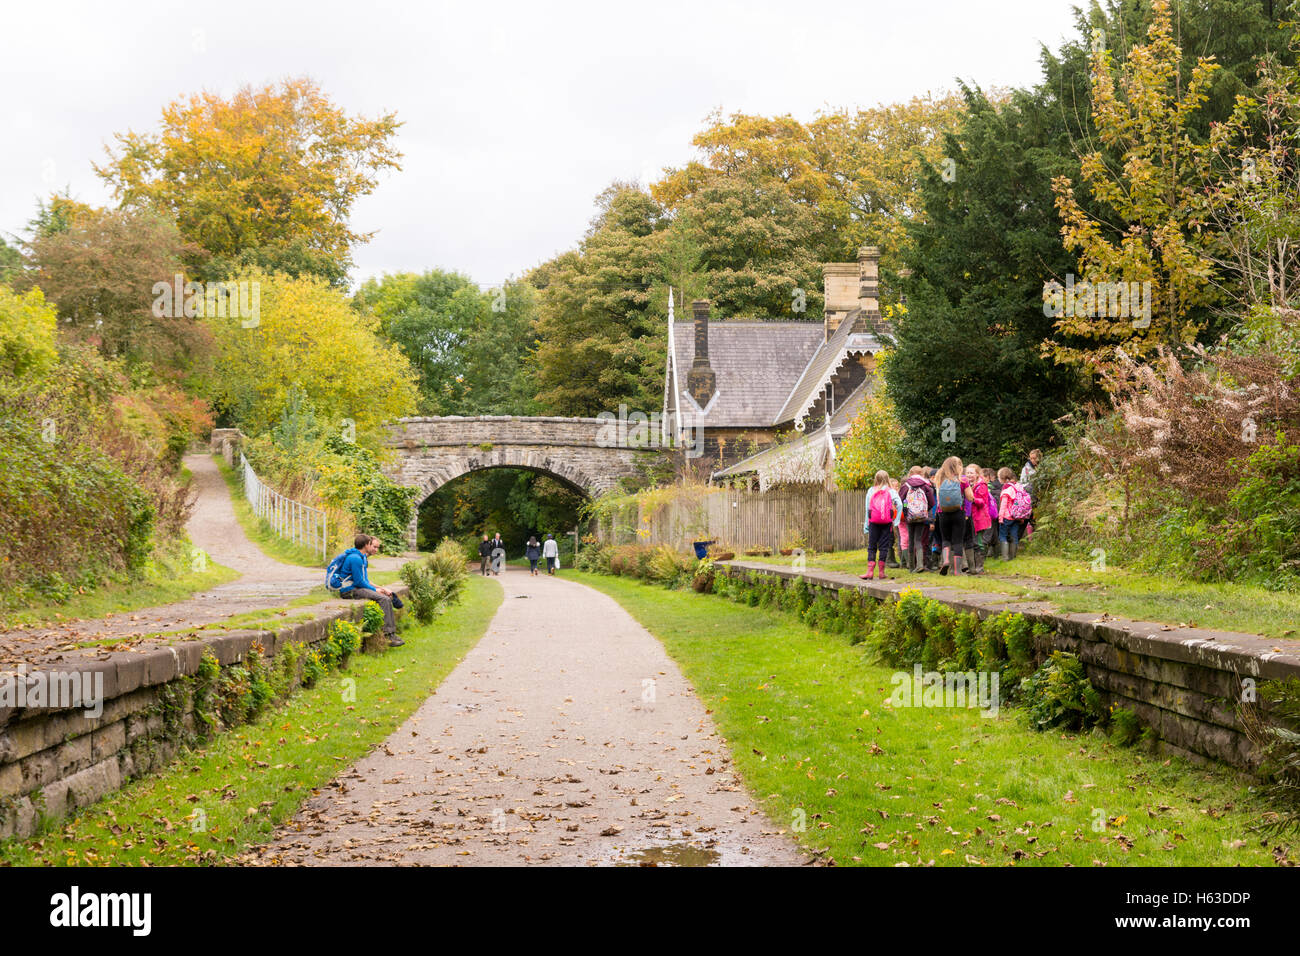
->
[933,456,973,577]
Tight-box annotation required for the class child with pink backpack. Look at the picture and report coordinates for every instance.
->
[997,466,1033,560]
[860,470,898,580]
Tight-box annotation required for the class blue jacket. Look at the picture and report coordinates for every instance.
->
[338,548,374,595]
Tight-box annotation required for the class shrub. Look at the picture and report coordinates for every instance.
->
[361,600,385,636]
[330,618,363,662]
[400,537,469,624]
[1109,706,1142,746]
[1020,652,1105,731]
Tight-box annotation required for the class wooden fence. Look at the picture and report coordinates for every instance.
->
[594,486,869,553]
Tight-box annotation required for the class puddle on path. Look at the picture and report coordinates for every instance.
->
[612,842,722,867]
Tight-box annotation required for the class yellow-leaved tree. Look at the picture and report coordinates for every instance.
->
[211,270,418,442]
[1049,0,1224,371]
[832,376,905,489]
[96,77,402,284]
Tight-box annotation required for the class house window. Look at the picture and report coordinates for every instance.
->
[826,382,835,417]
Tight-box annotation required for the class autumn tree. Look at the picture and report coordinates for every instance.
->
[668,166,823,318]
[22,205,205,370]
[211,270,418,440]
[1050,0,1224,370]
[832,384,905,488]
[1206,29,1300,315]
[652,93,966,273]
[96,78,402,285]
[0,285,59,379]
[530,184,666,416]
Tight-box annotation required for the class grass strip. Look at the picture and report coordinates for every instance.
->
[576,571,1288,867]
[213,455,328,569]
[0,541,239,631]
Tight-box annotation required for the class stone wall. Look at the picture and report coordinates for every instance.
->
[209,428,243,467]
[0,590,405,840]
[722,561,1300,771]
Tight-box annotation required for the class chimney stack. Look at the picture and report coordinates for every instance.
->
[858,246,882,327]
[687,299,717,407]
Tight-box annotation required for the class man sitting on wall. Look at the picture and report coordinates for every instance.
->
[339,533,404,647]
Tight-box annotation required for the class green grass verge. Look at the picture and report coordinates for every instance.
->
[213,455,328,569]
[0,575,503,866]
[745,549,1300,641]
[575,571,1289,867]
[0,541,240,631]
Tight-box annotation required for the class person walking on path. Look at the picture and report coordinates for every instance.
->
[489,533,507,575]
[339,534,404,647]
[901,466,936,574]
[478,534,492,576]
[542,533,559,575]
[525,536,542,576]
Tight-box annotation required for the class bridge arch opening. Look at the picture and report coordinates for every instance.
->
[413,465,588,559]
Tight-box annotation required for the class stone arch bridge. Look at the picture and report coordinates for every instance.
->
[384,416,651,548]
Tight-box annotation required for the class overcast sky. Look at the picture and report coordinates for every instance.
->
[2,0,1084,289]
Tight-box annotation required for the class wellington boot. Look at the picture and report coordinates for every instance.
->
[1000,540,1010,562]
[1009,540,1019,560]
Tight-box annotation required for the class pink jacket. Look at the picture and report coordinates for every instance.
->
[971,479,993,533]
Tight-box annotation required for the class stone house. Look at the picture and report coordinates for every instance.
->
[661,246,891,487]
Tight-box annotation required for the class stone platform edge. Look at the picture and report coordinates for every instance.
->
[0,586,408,840]
[722,561,1300,771]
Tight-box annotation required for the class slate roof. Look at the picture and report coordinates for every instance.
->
[772,309,888,425]
[669,320,824,428]
[712,374,876,484]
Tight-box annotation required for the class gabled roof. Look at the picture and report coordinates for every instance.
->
[712,376,876,487]
[772,310,887,425]
[670,320,824,428]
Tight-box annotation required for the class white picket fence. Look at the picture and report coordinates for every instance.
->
[239,452,329,560]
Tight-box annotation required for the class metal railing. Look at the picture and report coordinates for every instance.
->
[239,452,328,561]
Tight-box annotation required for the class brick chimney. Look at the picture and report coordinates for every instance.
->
[858,246,882,328]
[823,262,857,341]
[687,299,717,407]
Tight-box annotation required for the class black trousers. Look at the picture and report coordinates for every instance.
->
[937,510,965,556]
[866,522,893,562]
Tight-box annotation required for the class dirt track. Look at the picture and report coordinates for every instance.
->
[1,453,403,668]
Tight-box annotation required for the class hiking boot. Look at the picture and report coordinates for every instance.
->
[387,635,405,647]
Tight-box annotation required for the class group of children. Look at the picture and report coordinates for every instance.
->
[860,450,1042,580]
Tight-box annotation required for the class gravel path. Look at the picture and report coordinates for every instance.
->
[1,453,406,667]
[248,566,807,867]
